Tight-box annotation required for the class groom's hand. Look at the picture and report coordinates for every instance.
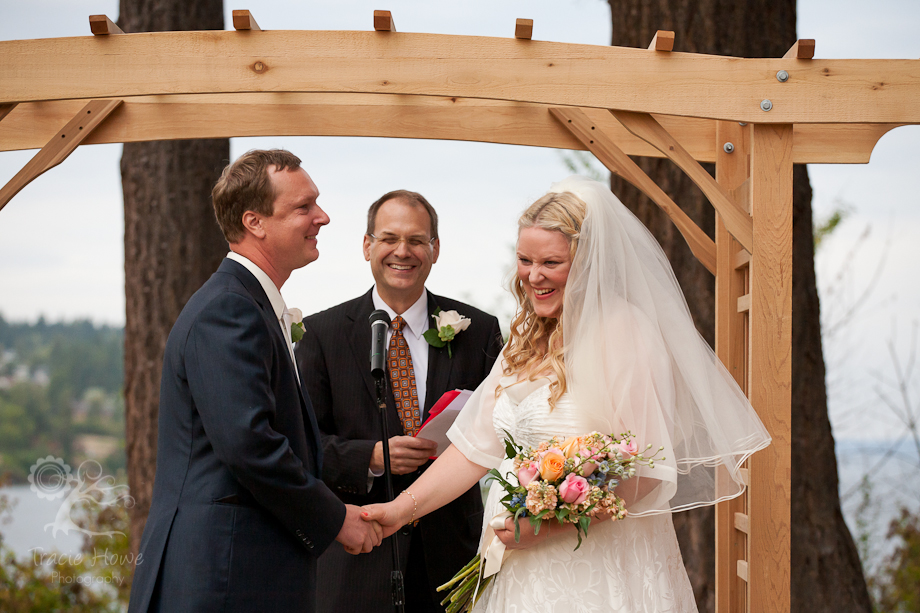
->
[370,436,438,475]
[336,504,383,555]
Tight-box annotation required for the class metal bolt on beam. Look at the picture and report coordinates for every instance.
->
[776,70,789,82]
[723,142,735,153]
[760,99,773,112]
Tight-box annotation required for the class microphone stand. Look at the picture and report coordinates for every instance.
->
[374,374,406,612]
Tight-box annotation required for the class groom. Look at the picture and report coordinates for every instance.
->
[127,150,381,613]
[295,189,504,612]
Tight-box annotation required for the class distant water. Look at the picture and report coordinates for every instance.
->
[1,484,84,559]
[835,438,920,574]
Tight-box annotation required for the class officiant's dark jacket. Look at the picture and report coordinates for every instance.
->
[128,258,347,613]
[295,288,503,611]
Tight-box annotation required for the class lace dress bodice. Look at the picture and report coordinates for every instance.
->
[472,380,698,613]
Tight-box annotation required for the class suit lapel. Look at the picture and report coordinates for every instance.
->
[221,258,319,465]
[424,292,453,419]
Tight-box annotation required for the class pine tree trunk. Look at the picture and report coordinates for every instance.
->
[605,1,872,611]
[118,0,228,553]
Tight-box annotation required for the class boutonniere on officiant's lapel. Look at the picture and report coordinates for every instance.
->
[288,307,305,343]
[423,308,471,358]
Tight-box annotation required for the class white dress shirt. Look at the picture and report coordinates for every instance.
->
[226,251,299,379]
[372,286,430,410]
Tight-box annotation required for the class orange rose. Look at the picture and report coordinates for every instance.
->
[539,449,566,482]
[560,437,581,458]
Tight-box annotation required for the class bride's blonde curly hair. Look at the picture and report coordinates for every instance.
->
[499,191,586,409]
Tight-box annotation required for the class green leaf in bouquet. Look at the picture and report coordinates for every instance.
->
[423,328,446,347]
[555,508,570,522]
[501,430,521,458]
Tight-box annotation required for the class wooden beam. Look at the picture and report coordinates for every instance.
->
[551,106,717,274]
[89,15,123,36]
[373,10,395,32]
[734,512,750,534]
[515,19,534,40]
[1,31,917,124]
[784,39,815,60]
[648,30,674,52]
[611,110,755,253]
[0,103,16,123]
[232,10,261,32]
[748,123,793,613]
[0,94,901,163]
[714,119,752,613]
[0,99,122,212]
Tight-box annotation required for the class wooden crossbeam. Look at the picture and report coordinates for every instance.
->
[550,106,717,274]
[0,99,122,212]
[2,32,917,124]
[0,95,899,163]
[648,30,674,52]
[515,19,534,40]
[89,15,123,36]
[784,39,815,59]
[610,110,755,253]
[232,10,261,31]
[373,10,396,32]
[0,104,16,123]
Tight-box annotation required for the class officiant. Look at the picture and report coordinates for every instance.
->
[295,189,503,612]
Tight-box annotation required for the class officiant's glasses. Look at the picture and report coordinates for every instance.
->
[368,233,437,251]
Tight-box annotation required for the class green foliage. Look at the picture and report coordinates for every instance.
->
[813,205,851,253]
[0,314,124,483]
[870,507,920,613]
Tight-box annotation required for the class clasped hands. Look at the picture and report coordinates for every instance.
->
[335,500,409,555]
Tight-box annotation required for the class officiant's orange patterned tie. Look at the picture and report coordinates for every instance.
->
[388,316,422,435]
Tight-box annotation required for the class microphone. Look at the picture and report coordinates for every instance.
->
[369,310,391,380]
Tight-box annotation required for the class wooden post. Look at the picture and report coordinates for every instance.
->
[748,123,793,612]
[715,120,753,613]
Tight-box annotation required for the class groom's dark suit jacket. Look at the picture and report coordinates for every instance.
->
[128,258,346,613]
[295,288,503,611]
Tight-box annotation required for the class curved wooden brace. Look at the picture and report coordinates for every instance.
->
[2,31,918,124]
[550,106,717,274]
[611,110,754,253]
[0,99,122,212]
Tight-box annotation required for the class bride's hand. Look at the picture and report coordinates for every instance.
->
[494,517,552,550]
[361,496,414,539]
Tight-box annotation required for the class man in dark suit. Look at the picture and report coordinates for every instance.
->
[128,150,381,613]
[295,190,504,612]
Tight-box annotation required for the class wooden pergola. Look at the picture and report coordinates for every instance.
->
[1,11,918,612]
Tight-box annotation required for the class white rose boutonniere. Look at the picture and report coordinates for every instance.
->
[288,307,305,343]
[423,308,471,358]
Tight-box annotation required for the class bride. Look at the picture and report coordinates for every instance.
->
[363,176,771,612]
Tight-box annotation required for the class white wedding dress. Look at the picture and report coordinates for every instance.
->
[472,378,697,613]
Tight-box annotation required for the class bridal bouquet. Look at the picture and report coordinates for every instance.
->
[437,430,663,612]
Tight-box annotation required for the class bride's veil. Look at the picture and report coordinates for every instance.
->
[554,175,771,515]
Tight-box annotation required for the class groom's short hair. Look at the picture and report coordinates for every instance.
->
[366,189,439,240]
[212,149,303,243]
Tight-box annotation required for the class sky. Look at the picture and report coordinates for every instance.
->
[0,0,918,440]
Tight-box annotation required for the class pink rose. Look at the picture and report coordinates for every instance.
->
[518,462,539,487]
[559,473,590,505]
[579,460,596,477]
[617,440,639,458]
